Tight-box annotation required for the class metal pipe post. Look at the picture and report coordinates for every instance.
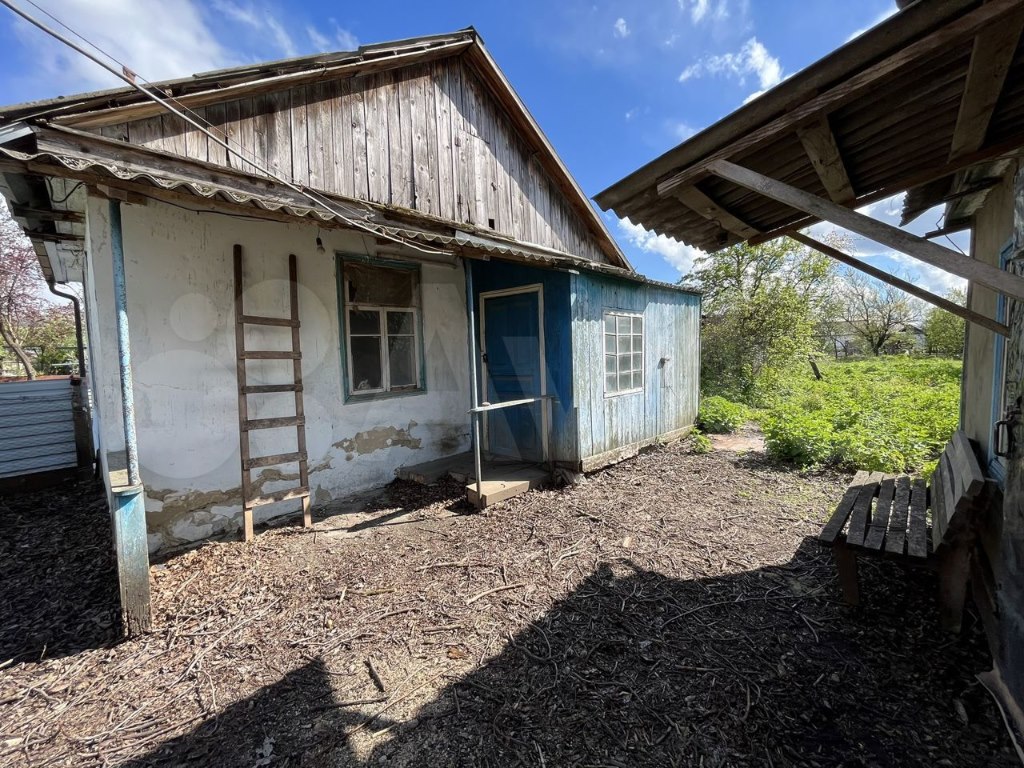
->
[109,199,141,487]
[463,259,483,500]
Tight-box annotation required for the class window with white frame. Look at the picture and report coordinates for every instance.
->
[341,259,423,396]
[604,311,644,394]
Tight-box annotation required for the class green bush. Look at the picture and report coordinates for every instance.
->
[689,429,713,454]
[758,357,961,474]
[698,395,748,434]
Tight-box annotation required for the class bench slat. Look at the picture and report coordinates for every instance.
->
[907,478,929,558]
[864,476,896,551]
[819,470,871,545]
[885,475,913,555]
[847,471,884,547]
[951,431,985,498]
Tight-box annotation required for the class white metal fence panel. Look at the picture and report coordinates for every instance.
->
[0,378,77,478]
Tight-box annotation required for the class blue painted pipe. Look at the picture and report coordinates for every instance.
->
[464,259,483,498]
[109,199,141,487]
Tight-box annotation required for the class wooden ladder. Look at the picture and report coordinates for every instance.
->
[233,244,311,541]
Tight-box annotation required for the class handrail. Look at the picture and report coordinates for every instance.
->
[468,395,553,414]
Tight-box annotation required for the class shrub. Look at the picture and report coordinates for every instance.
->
[689,429,713,454]
[698,395,748,434]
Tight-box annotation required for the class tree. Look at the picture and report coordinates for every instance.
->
[923,288,966,357]
[839,271,924,356]
[0,205,45,379]
[683,236,839,401]
[26,303,77,374]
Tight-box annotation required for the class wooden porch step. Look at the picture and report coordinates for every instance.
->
[243,384,302,394]
[242,416,304,431]
[249,486,309,507]
[466,466,549,508]
[244,451,306,470]
[240,314,299,327]
[240,350,301,360]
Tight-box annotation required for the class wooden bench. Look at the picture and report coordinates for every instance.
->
[818,430,989,631]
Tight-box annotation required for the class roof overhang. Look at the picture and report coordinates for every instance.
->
[596,0,1024,255]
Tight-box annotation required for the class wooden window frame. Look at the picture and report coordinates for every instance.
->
[603,310,644,397]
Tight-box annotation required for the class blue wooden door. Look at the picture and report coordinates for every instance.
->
[483,290,542,460]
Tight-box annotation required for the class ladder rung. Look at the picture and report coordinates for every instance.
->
[243,384,302,394]
[241,351,301,360]
[242,416,304,431]
[240,314,299,327]
[248,486,309,507]
[244,451,306,470]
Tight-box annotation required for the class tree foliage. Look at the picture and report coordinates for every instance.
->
[0,206,45,378]
[838,271,924,356]
[923,288,966,357]
[682,237,838,403]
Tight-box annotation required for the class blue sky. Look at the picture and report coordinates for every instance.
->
[0,0,966,294]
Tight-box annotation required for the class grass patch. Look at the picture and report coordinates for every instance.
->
[757,357,961,474]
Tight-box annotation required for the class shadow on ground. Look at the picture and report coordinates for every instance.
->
[0,479,120,663]
[122,538,1013,768]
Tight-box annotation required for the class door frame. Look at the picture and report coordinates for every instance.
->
[478,284,546,461]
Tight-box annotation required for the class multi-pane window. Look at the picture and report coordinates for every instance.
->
[342,260,422,396]
[604,311,643,395]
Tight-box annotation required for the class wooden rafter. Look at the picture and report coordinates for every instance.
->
[656,0,1024,198]
[948,8,1024,161]
[708,159,1024,302]
[790,232,1008,338]
[796,116,855,203]
[673,186,760,239]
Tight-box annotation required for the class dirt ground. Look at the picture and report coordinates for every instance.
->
[0,438,1016,767]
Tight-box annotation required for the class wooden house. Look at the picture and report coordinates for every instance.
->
[597,0,1024,749]
[0,29,699,628]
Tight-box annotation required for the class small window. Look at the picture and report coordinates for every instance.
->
[341,259,423,396]
[604,311,643,395]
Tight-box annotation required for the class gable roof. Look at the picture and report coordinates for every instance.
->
[0,28,630,270]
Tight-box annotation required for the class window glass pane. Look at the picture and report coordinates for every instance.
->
[604,314,616,333]
[632,352,643,371]
[632,316,643,334]
[387,311,415,336]
[604,334,616,355]
[616,316,631,335]
[630,334,641,353]
[618,371,632,391]
[349,309,380,335]
[345,263,416,306]
[632,371,644,390]
[388,336,416,388]
[617,335,631,354]
[350,337,382,390]
[605,354,617,375]
[605,373,617,392]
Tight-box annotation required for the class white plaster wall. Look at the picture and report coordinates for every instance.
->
[85,196,471,550]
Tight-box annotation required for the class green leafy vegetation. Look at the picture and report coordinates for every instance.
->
[697,395,749,434]
[688,429,713,455]
[759,357,961,473]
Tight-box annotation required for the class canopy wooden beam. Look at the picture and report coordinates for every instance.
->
[708,158,1024,302]
[656,0,1024,198]
[674,185,760,239]
[791,232,1008,338]
[796,117,855,203]
[949,9,1024,161]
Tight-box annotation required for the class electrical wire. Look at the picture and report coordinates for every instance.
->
[45,177,84,204]
[1,0,454,257]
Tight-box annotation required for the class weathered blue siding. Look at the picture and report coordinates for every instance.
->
[470,260,576,462]
[571,273,700,468]
[0,378,78,478]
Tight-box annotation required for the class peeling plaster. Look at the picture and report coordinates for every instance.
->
[334,422,422,458]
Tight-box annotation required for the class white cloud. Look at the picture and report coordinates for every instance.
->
[671,121,698,141]
[846,7,898,43]
[679,36,783,93]
[625,108,638,121]
[307,25,330,51]
[265,15,297,57]
[613,17,630,38]
[617,217,706,276]
[679,0,728,24]
[332,21,359,51]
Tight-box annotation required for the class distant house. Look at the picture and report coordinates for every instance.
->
[0,28,700,569]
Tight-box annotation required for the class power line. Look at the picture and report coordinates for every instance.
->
[0,0,453,256]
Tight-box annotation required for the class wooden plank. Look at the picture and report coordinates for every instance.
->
[711,160,1024,302]
[674,185,761,238]
[949,10,1024,160]
[795,116,855,203]
[241,314,299,327]
[951,430,985,497]
[433,60,456,220]
[233,244,253,542]
[244,451,306,470]
[846,471,883,547]
[9,205,83,222]
[791,233,1009,337]
[863,475,896,551]
[349,78,370,200]
[267,90,292,182]
[819,469,871,544]
[833,543,860,606]
[249,486,310,507]
[931,460,948,551]
[907,477,929,558]
[289,253,312,529]
[656,0,1024,197]
[465,466,548,508]
[243,416,305,431]
[243,384,301,394]
[290,87,309,186]
[206,103,228,167]
[240,350,301,360]
[885,475,912,555]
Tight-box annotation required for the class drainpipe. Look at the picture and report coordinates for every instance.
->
[464,258,483,503]
[108,199,152,635]
[47,280,93,474]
